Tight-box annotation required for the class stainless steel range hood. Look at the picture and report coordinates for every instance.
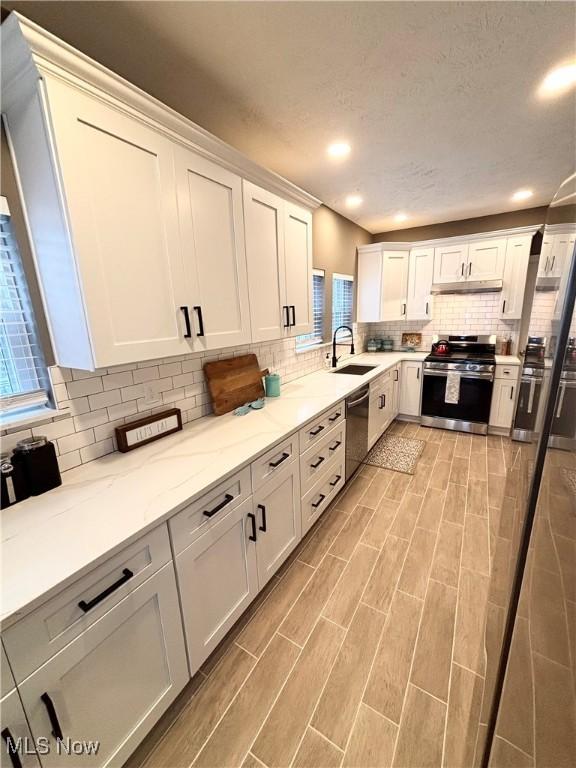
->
[431,279,503,295]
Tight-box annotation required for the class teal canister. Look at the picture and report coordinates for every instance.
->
[265,373,281,397]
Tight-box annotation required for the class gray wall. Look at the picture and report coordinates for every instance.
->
[373,206,548,242]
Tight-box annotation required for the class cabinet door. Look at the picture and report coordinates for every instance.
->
[392,366,400,419]
[175,148,251,350]
[284,203,313,336]
[553,233,576,320]
[489,379,516,429]
[549,232,575,278]
[500,236,531,320]
[538,235,554,276]
[399,362,422,417]
[18,564,188,768]
[175,497,258,672]
[357,249,383,322]
[243,182,287,342]
[43,78,191,367]
[253,463,301,588]
[407,248,433,320]
[381,251,409,321]
[433,244,468,283]
[1,689,41,768]
[467,238,506,281]
[368,376,392,446]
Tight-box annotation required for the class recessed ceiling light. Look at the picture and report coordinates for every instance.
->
[327,142,351,158]
[394,212,409,223]
[538,61,576,97]
[345,194,362,208]
[512,189,534,202]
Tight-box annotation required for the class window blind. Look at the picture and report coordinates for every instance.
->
[332,273,354,337]
[296,269,325,347]
[0,201,50,414]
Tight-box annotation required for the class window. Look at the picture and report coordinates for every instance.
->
[0,197,51,419]
[332,273,354,338]
[296,269,325,348]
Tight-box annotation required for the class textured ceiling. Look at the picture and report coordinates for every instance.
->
[4,1,576,232]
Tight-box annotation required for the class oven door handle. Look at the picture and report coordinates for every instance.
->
[423,370,494,381]
[527,378,536,414]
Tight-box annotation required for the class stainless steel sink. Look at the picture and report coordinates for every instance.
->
[332,364,377,375]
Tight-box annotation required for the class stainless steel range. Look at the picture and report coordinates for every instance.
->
[421,334,496,434]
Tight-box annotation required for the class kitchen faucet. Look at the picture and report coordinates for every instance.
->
[332,325,355,368]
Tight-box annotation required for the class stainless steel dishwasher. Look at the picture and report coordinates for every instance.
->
[345,383,371,480]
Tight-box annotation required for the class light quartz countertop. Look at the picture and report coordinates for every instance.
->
[0,350,520,630]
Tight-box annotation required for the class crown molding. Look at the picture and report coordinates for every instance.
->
[359,224,542,253]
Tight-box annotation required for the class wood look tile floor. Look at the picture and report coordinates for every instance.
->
[126,422,507,768]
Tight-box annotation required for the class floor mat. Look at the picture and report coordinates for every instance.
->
[364,433,425,475]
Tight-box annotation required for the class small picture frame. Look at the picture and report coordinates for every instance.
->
[115,408,182,453]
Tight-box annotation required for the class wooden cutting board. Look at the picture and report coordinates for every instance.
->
[204,354,269,416]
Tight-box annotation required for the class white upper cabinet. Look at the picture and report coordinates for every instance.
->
[357,246,409,323]
[37,77,192,368]
[175,148,251,350]
[537,234,554,277]
[500,235,531,320]
[407,248,434,320]
[284,203,313,336]
[243,182,287,342]
[1,15,318,369]
[466,238,507,280]
[433,244,469,283]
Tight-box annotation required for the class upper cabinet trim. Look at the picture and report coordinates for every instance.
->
[363,224,541,253]
[1,12,321,211]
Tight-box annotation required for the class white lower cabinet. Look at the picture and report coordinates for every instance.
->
[301,459,345,535]
[176,497,259,672]
[253,462,301,589]
[18,564,188,768]
[1,689,41,768]
[369,373,394,448]
[399,361,422,417]
[489,378,517,430]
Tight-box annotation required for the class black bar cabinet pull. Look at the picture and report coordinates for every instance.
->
[247,512,257,542]
[290,305,296,327]
[1,729,22,768]
[329,475,342,487]
[510,386,514,400]
[180,306,192,338]
[502,299,506,313]
[425,301,429,315]
[311,494,326,509]
[78,568,134,613]
[329,440,342,452]
[258,503,267,532]
[468,262,472,276]
[283,305,290,328]
[311,456,325,469]
[194,306,205,337]
[401,303,406,315]
[41,693,63,740]
[203,493,234,518]
[394,370,399,382]
[417,367,420,380]
[310,425,324,437]
[461,262,465,276]
[269,452,289,468]
[328,412,341,422]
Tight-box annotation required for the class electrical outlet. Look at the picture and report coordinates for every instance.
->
[142,383,162,406]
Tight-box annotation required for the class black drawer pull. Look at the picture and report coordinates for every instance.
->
[310,425,325,437]
[78,568,134,613]
[328,412,341,422]
[180,306,192,338]
[290,305,296,327]
[41,693,63,741]
[330,475,342,487]
[204,493,234,518]
[269,452,289,468]
[1,729,22,768]
[311,456,325,469]
[258,503,267,532]
[283,305,290,328]
[329,440,342,452]
[311,493,326,509]
[248,512,257,542]
[194,306,205,337]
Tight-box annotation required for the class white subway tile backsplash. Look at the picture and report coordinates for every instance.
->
[94,419,125,443]
[73,409,109,432]
[159,362,182,378]
[66,377,103,399]
[101,371,134,391]
[34,418,76,441]
[57,429,95,455]
[58,450,82,472]
[80,439,114,462]
[120,384,145,402]
[58,397,91,416]
[88,390,122,410]
[181,358,202,373]
[107,401,138,420]
[133,366,160,384]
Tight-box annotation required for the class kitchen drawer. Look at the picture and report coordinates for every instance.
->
[301,458,345,536]
[251,434,298,491]
[298,400,345,453]
[169,467,251,555]
[495,364,519,380]
[1,643,15,698]
[1,688,41,767]
[3,525,171,684]
[300,420,346,496]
